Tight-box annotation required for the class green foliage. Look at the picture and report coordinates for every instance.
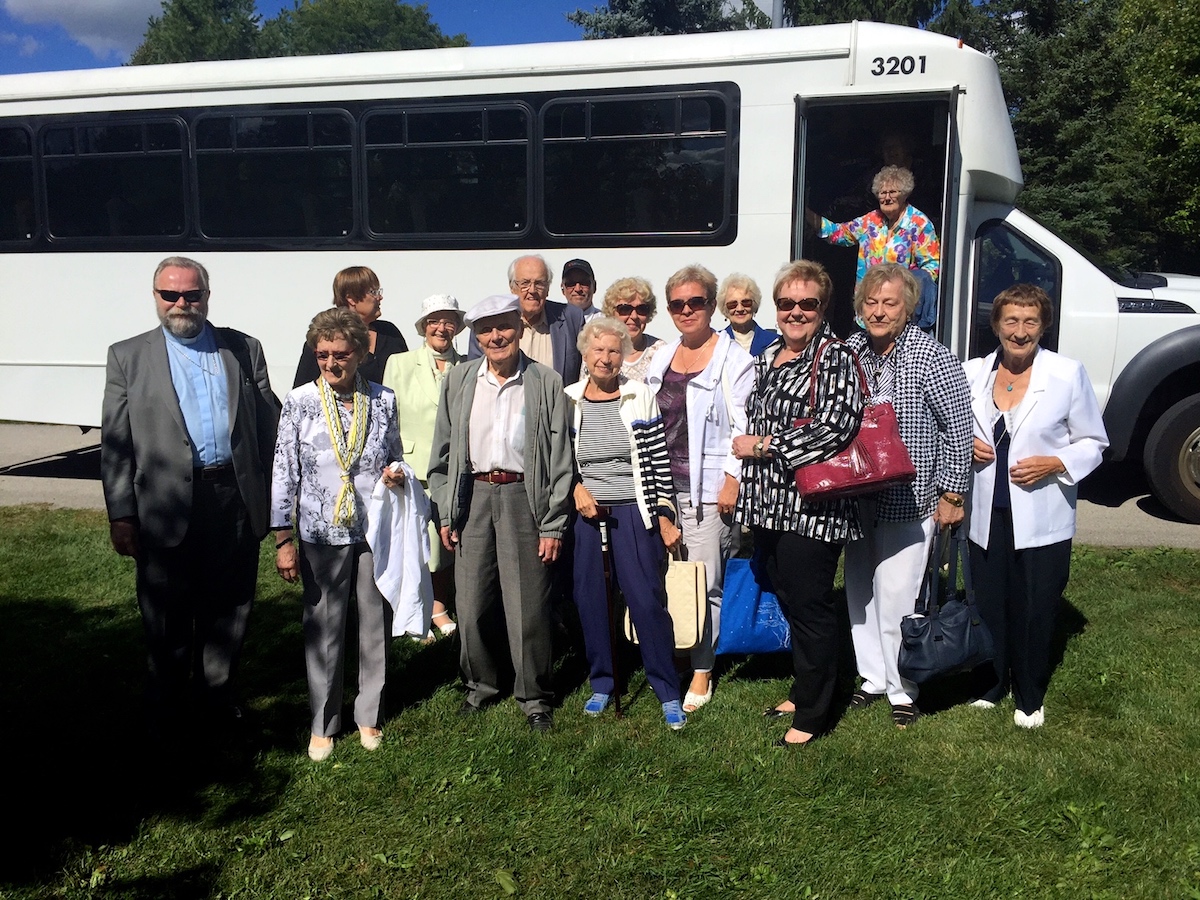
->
[261,0,467,57]
[783,0,942,27]
[129,0,262,65]
[1119,0,1200,249]
[3,507,1200,898]
[568,0,768,39]
[130,0,466,65]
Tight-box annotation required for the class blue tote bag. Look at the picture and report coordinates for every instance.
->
[716,553,791,655]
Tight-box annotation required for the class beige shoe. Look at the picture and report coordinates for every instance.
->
[359,727,383,751]
[308,736,334,762]
[682,681,713,713]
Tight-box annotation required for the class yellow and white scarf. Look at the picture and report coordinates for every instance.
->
[319,374,369,528]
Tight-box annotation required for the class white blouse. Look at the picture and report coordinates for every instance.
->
[271,381,403,545]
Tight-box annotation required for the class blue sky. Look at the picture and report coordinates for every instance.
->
[0,1,584,75]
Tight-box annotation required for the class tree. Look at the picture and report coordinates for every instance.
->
[1120,0,1200,269]
[129,0,261,65]
[261,0,467,56]
[568,0,768,39]
[783,0,941,28]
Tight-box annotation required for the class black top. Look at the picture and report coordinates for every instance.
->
[292,320,409,388]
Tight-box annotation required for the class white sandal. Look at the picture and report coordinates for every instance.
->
[682,682,713,713]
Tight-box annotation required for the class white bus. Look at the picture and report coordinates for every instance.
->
[2,21,1199,519]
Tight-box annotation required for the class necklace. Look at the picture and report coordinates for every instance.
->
[166,339,221,377]
[675,332,715,374]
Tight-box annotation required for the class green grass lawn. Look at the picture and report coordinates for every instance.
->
[1,506,1198,899]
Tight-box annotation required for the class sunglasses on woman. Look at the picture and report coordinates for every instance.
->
[774,297,821,312]
[614,303,653,317]
[667,296,710,314]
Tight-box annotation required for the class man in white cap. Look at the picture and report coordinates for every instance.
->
[468,255,585,386]
[428,294,573,732]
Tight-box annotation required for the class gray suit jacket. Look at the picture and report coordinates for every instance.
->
[427,355,573,540]
[101,324,282,547]
[467,300,585,386]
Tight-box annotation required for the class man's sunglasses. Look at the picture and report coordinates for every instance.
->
[615,303,653,317]
[774,297,822,312]
[667,296,711,314]
[156,289,209,304]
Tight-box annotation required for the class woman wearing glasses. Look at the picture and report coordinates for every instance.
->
[644,264,754,714]
[292,266,409,388]
[718,273,777,357]
[806,166,941,331]
[601,276,665,383]
[272,308,406,761]
[733,260,864,745]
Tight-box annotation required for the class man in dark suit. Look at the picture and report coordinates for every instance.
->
[468,255,585,386]
[101,256,280,732]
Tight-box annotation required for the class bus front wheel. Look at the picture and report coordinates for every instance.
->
[1143,393,1200,524]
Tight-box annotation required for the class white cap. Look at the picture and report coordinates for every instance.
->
[415,294,464,334]
[465,294,521,327]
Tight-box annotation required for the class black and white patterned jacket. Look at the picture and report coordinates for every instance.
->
[846,325,972,522]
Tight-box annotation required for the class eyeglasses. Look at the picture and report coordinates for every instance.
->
[614,303,653,317]
[563,278,591,289]
[774,297,822,312]
[513,279,549,293]
[314,351,355,363]
[156,289,208,304]
[725,298,755,310]
[667,296,710,315]
[363,289,383,299]
[877,189,902,198]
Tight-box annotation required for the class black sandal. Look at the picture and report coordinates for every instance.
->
[891,703,919,729]
[848,689,885,709]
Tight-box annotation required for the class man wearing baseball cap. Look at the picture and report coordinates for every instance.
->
[561,258,601,321]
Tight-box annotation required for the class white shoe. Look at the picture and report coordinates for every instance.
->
[1013,707,1045,728]
[969,699,997,709]
[308,737,334,761]
[682,682,713,713]
[359,728,383,751]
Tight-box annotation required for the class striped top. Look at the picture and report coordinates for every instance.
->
[576,397,636,504]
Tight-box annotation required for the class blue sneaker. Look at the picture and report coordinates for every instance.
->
[662,700,687,730]
[584,693,611,716]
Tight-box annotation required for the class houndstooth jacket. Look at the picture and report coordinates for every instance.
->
[846,325,972,522]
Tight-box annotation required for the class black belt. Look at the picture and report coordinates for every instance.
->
[195,464,235,481]
[473,470,525,484]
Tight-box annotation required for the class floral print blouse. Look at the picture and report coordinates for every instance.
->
[818,204,940,284]
[271,381,402,545]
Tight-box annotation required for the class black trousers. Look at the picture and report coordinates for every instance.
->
[757,528,844,735]
[969,507,1072,714]
[136,472,259,722]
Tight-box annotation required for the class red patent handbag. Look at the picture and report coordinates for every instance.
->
[792,340,916,501]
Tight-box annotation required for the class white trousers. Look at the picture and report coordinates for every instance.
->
[844,506,936,705]
[677,498,731,673]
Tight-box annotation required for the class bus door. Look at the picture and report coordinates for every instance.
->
[793,93,960,340]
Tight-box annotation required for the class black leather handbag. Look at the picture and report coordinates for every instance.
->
[898,527,995,684]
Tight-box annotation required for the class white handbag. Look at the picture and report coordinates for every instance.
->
[624,550,707,651]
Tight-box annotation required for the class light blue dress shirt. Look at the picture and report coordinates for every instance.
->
[163,324,232,467]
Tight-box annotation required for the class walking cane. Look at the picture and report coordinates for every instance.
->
[596,506,623,718]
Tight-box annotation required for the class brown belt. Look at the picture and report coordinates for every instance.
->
[474,470,525,484]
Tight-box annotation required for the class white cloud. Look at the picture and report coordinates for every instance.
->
[4,0,162,60]
[1,30,43,56]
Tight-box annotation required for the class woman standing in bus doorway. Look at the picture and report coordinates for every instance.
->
[292,266,409,388]
[843,264,972,730]
[644,264,754,714]
[718,273,777,357]
[382,294,466,641]
[602,276,665,382]
[963,284,1107,728]
[806,165,941,332]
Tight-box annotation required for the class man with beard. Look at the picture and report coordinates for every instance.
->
[101,256,280,736]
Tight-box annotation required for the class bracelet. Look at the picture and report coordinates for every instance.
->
[753,439,765,459]
[275,536,293,549]
[941,493,965,508]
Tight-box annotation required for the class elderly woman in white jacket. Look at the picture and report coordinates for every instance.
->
[963,284,1108,729]
[644,264,753,712]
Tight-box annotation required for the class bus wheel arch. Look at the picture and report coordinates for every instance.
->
[1143,393,1200,524]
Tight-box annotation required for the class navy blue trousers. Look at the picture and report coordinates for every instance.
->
[573,504,680,703]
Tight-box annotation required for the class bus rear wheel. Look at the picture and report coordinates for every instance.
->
[1143,393,1200,524]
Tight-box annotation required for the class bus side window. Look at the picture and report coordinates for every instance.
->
[971,219,1062,357]
[0,127,35,242]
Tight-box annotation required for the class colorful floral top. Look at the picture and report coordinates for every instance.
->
[818,204,940,284]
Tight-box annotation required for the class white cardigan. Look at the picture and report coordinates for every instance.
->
[963,349,1108,550]
[643,330,753,506]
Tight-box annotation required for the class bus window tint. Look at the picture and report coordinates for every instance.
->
[971,220,1062,357]
[42,121,185,240]
[196,112,353,240]
[0,127,35,241]
[364,107,529,236]
[542,93,729,237]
